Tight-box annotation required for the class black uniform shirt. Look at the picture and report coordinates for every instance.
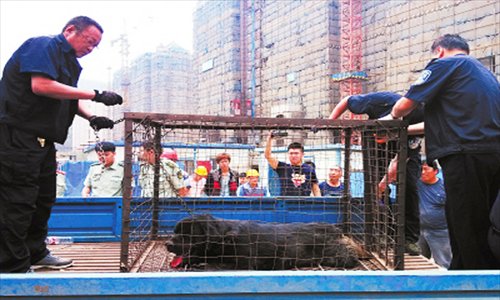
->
[405,54,500,162]
[0,34,81,143]
[348,91,424,159]
[348,91,399,119]
[348,91,423,125]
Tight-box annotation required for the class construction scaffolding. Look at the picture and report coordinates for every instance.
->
[190,0,499,121]
[102,1,499,144]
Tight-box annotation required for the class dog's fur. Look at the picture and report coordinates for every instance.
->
[166,214,360,270]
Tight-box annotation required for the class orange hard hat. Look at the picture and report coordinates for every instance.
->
[160,148,178,161]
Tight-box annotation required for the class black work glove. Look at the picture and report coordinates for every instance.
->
[89,115,114,130]
[92,90,123,106]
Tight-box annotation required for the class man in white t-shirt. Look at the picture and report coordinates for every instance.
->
[185,166,208,197]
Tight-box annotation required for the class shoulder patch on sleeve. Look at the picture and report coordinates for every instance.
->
[165,160,177,169]
[412,70,432,86]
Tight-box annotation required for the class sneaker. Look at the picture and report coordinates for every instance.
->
[405,242,422,256]
[32,253,73,270]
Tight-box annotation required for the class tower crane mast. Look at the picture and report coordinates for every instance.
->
[332,0,367,120]
[111,33,130,108]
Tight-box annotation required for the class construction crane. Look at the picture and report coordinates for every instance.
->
[230,0,252,118]
[332,0,368,120]
[111,33,131,108]
[109,32,131,142]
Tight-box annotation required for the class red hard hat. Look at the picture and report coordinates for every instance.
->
[160,148,178,161]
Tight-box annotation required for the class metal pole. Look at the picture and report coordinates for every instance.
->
[240,0,247,117]
[394,123,408,270]
[119,118,134,272]
[342,128,352,234]
[250,0,256,118]
[151,125,162,239]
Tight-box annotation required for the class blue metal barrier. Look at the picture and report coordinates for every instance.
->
[1,271,499,298]
[49,197,122,242]
[150,197,345,234]
[49,196,352,242]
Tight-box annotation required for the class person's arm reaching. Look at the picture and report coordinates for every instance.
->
[78,100,115,130]
[81,186,91,198]
[312,183,321,196]
[378,155,399,197]
[264,133,279,170]
[32,74,122,106]
[77,101,94,120]
[82,171,92,197]
[408,122,424,135]
[391,97,418,118]
[329,96,350,119]
[32,75,95,100]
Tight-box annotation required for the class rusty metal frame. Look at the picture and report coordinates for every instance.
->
[394,124,408,270]
[120,118,133,272]
[119,113,408,272]
[123,112,403,130]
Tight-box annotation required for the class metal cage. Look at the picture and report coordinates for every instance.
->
[120,113,408,272]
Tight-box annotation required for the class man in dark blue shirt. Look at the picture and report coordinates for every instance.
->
[390,34,500,269]
[319,166,344,197]
[265,133,320,196]
[0,16,123,273]
[330,91,400,120]
[417,162,451,269]
[330,91,424,255]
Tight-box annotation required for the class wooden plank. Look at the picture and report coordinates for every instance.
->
[35,242,121,273]
[35,241,442,273]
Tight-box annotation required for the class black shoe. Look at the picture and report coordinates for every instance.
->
[32,253,73,270]
[405,242,421,256]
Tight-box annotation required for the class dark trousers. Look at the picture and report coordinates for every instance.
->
[404,152,421,243]
[0,124,56,273]
[440,153,500,270]
[371,140,421,244]
[488,192,500,263]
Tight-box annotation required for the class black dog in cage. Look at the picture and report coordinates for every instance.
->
[166,214,360,270]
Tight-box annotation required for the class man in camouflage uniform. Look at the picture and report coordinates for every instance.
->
[82,141,123,197]
[138,141,188,198]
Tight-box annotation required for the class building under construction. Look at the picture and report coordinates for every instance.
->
[193,0,499,120]
[111,43,193,141]
[125,43,193,114]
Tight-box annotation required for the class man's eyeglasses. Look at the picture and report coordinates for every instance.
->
[78,32,99,48]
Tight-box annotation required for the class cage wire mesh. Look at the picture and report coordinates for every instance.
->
[120,113,408,272]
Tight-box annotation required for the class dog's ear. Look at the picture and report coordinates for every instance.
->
[186,214,216,236]
[195,214,215,222]
[205,219,222,236]
[174,218,189,234]
[190,219,206,236]
[223,230,238,244]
